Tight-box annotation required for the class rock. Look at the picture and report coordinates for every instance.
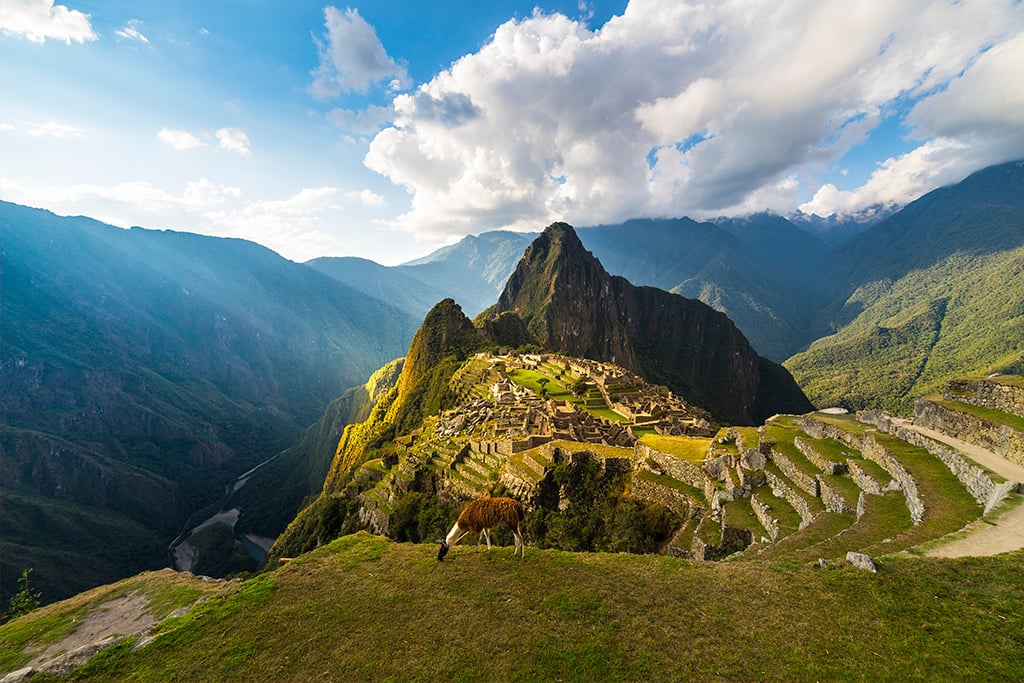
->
[846,551,877,573]
[1,668,36,683]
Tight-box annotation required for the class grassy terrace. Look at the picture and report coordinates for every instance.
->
[639,434,712,463]
[635,469,705,502]
[754,511,857,561]
[861,432,982,556]
[764,462,824,515]
[731,426,761,450]
[750,490,802,539]
[781,491,912,563]
[800,435,858,465]
[722,498,764,535]
[809,412,871,436]
[928,396,1024,433]
[11,535,1024,682]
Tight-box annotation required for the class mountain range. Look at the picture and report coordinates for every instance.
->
[2,159,1023,603]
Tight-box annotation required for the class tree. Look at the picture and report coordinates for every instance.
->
[3,568,41,623]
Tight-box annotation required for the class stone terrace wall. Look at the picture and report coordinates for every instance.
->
[915,398,1024,467]
[945,378,1024,418]
[862,410,1016,512]
[799,417,863,450]
[862,432,925,524]
[635,443,709,490]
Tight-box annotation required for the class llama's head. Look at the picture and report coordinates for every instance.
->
[437,540,450,561]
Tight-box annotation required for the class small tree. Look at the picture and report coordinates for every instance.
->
[3,569,41,623]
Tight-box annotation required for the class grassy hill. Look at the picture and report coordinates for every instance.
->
[4,533,1021,681]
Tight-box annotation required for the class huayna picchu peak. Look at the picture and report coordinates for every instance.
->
[483,222,813,425]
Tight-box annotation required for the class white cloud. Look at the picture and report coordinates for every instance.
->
[361,0,1024,240]
[115,19,149,44]
[215,128,251,156]
[26,120,84,137]
[802,31,1024,218]
[344,189,385,206]
[0,0,97,44]
[158,128,207,150]
[310,6,408,99]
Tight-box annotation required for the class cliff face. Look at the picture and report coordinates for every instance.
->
[489,223,813,424]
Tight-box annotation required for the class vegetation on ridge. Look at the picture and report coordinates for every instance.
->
[6,534,1021,682]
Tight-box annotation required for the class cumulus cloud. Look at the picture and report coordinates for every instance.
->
[310,6,408,98]
[361,0,1024,240]
[158,128,207,150]
[215,128,251,156]
[115,19,149,44]
[0,0,97,44]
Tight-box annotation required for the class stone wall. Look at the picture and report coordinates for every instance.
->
[635,443,709,490]
[793,436,848,475]
[769,448,819,497]
[944,378,1024,418]
[862,432,925,525]
[630,475,693,517]
[914,398,1024,467]
[817,476,855,514]
[764,469,815,528]
[847,461,883,495]
[750,493,780,541]
[799,417,863,450]
[892,422,1010,512]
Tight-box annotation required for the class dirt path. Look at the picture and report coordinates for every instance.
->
[926,502,1024,558]
[27,592,155,668]
[891,420,1024,557]
[895,420,1024,482]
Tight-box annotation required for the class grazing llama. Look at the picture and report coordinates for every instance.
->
[437,497,525,560]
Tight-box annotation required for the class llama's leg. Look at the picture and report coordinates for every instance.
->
[484,528,492,550]
[513,529,525,558]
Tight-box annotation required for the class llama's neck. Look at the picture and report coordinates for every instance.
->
[444,522,463,546]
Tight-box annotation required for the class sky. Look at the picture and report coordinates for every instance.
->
[2,0,1023,265]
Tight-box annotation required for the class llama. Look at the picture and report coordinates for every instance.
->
[437,496,526,560]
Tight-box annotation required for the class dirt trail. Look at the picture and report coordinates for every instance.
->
[891,420,1024,558]
[26,592,155,669]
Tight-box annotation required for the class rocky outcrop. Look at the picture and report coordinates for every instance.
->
[486,223,813,424]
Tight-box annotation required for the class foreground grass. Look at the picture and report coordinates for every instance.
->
[15,533,1022,682]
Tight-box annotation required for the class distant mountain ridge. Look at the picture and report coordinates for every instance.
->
[0,202,418,601]
[786,159,1024,412]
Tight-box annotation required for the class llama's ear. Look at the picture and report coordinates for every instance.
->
[437,540,450,561]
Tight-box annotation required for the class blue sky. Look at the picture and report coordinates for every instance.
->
[2,1,1022,264]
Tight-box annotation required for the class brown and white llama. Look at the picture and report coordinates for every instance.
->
[437,496,526,560]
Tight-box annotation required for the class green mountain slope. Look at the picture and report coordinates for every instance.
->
[7,534,1020,682]
[0,203,417,603]
[787,161,1024,412]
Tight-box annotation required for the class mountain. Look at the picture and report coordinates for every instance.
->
[0,202,418,602]
[396,231,536,316]
[305,256,449,323]
[269,298,490,560]
[786,160,1024,412]
[484,223,813,424]
[579,217,824,360]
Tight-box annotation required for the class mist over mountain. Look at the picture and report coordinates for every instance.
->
[0,203,417,601]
